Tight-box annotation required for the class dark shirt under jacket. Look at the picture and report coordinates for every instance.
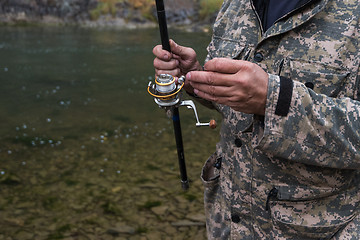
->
[253,0,313,31]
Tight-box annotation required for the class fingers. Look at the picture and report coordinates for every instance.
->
[153,43,179,76]
[186,71,233,87]
[190,79,247,110]
[153,40,193,61]
[153,57,178,71]
[152,40,198,77]
[204,58,248,74]
[152,44,172,61]
[193,84,232,99]
[186,71,234,104]
[187,58,268,115]
[169,39,196,60]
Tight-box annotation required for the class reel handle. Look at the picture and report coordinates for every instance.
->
[179,100,216,129]
[209,119,217,129]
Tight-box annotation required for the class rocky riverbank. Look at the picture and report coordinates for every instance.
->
[0,25,219,239]
[0,0,219,29]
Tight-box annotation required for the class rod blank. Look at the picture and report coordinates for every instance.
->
[155,0,189,190]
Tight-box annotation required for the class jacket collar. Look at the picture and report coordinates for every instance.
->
[294,0,316,9]
[261,0,329,40]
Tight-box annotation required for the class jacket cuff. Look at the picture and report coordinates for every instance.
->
[252,74,281,146]
[252,74,294,147]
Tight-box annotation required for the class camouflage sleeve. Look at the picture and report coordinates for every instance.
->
[252,73,360,169]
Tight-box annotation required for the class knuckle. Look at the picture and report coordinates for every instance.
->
[214,59,222,70]
[209,85,216,96]
[230,95,241,103]
[234,73,249,88]
[153,58,159,67]
[208,94,216,102]
[171,59,178,69]
[207,72,215,85]
[177,46,184,56]
[186,47,196,59]
[212,96,219,103]
[212,58,225,72]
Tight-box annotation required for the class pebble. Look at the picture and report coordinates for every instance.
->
[171,220,205,227]
[107,225,136,235]
[151,205,169,216]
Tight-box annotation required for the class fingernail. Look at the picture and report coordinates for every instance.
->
[164,54,169,60]
[186,72,191,79]
[193,89,199,95]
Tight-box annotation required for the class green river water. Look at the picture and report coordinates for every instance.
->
[0,26,220,239]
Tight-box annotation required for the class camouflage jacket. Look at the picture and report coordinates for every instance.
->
[200,0,360,239]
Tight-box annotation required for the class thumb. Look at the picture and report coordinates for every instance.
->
[169,39,195,60]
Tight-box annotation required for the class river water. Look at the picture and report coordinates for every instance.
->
[0,26,220,239]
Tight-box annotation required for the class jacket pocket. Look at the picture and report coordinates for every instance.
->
[269,185,359,239]
[201,152,221,204]
[201,152,220,187]
[207,37,248,60]
[280,58,350,97]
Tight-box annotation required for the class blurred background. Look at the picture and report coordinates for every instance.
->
[0,0,222,239]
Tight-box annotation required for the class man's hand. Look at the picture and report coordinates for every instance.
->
[186,58,269,116]
[153,39,202,93]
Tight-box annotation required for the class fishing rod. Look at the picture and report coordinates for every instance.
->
[149,0,216,190]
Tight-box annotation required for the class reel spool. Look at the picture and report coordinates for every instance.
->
[147,74,185,107]
[148,74,217,129]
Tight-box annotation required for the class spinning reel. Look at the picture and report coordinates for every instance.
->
[147,74,216,129]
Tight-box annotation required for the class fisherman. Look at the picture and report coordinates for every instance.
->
[153,0,360,239]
